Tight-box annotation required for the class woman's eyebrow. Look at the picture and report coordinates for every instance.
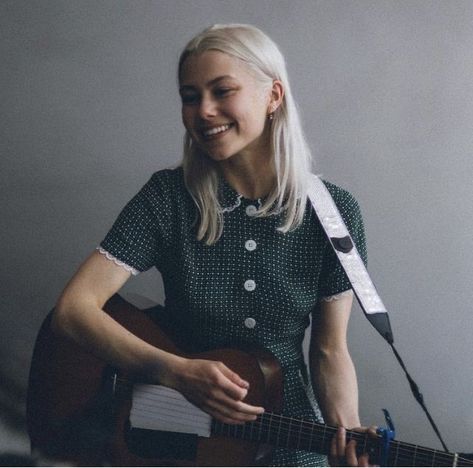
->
[206,75,236,85]
[180,75,237,91]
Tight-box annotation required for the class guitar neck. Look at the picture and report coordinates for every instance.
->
[213,412,471,467]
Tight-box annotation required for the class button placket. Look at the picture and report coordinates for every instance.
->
[242,201,260,331]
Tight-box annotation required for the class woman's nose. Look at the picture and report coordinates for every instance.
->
[198,96,218,119]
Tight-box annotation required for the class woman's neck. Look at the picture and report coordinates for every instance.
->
[219,154,276,200]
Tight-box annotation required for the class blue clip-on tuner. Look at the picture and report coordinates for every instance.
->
[377,409,396,466]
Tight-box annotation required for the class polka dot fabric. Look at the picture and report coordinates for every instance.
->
[100,167,367,466]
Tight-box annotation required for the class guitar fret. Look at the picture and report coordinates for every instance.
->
[297,418,303,450]
[286,417,293,448]
[394,440,400,466]
[326,427,336,453]
[276,413,282,446]
[267,413,273,443]
[362,432,367,454]
[319,423,326,453]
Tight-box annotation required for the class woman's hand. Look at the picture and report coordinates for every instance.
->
[169,357,265,425]
[329,426,379,467]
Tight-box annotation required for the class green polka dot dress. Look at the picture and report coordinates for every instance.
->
[99,167,367,466]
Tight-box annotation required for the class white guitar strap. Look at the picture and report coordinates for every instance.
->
[307,175,457,454]
[307,174,393,343]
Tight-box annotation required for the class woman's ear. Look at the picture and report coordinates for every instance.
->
[268,79,285,114]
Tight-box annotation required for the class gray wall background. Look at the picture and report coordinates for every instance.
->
[2,0,472,458]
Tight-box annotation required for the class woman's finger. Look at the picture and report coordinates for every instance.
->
[206,389,264,418]
[203,397,260,423]
[345,439,358,467]
[219,363,250,390]
[337,426,347,457]
[330,426,346,465]
[216,363,252,401]
[210,386,264,414]
[358,453,370,467]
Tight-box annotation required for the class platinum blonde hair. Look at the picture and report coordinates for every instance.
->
[179,24,313,245]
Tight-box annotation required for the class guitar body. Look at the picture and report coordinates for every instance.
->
[27,295,283,466]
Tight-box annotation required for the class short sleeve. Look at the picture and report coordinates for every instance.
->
[318,182,367,299]
[99,172,174,273]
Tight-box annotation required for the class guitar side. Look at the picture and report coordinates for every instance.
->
[26,294,283,466]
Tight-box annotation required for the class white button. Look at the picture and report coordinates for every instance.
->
[244,279,256,291]
[246,205,257,216]
[244,317,256,329]
[245,240,257,251]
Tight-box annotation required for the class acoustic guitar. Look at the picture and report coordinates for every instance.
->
[27,294,472,466]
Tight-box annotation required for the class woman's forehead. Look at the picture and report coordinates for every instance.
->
[179,50,254,87]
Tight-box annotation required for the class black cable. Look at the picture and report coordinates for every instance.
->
[389,342,450,453]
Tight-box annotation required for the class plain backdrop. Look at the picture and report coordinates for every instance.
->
[1,0,472,458]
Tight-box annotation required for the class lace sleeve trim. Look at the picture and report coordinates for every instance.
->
[321,289,353,302]
[96,247,140,276]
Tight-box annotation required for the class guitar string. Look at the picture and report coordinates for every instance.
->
[118,379,471,466]
[251,414,465,466]
[130,406,471,466]
[130,401,460,466]
[129,398,458,466]
[219,418,469,467]
[217,415,458,466]
[129,398,457,465]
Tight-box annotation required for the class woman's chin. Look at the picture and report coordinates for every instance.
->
[202,149,235,163]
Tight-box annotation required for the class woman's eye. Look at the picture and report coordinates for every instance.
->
[215,88,233,97]
[181,96,199,104]
[181,94,200,105]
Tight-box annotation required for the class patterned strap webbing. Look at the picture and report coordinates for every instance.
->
[307,174,394,343]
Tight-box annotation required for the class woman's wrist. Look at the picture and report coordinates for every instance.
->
[145,350,187,389]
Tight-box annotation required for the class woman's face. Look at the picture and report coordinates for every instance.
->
[179,50,272,163]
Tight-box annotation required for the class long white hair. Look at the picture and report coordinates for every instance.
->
[179,24,313,245]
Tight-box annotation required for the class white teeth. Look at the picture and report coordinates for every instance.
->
[202,124,231,137]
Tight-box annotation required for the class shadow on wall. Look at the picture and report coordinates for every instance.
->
[0,353,27,434]
[0,349,32,464]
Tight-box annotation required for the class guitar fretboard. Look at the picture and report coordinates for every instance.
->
[130,384,472,467]
[213,413,470,467]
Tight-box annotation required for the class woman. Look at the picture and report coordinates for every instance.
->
[53,24,375,466]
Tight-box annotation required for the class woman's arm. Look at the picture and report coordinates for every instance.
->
[53,250,180,381]
[52,250,263,424]
[310,292,375,466]
[309,291,360,428]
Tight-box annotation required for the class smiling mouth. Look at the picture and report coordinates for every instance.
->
[201,123,234,139]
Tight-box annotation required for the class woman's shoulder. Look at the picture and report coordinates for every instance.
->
[142,166,186,197]
[320,178,363,220]
[321,178,359,203]
[147,165,184,186]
